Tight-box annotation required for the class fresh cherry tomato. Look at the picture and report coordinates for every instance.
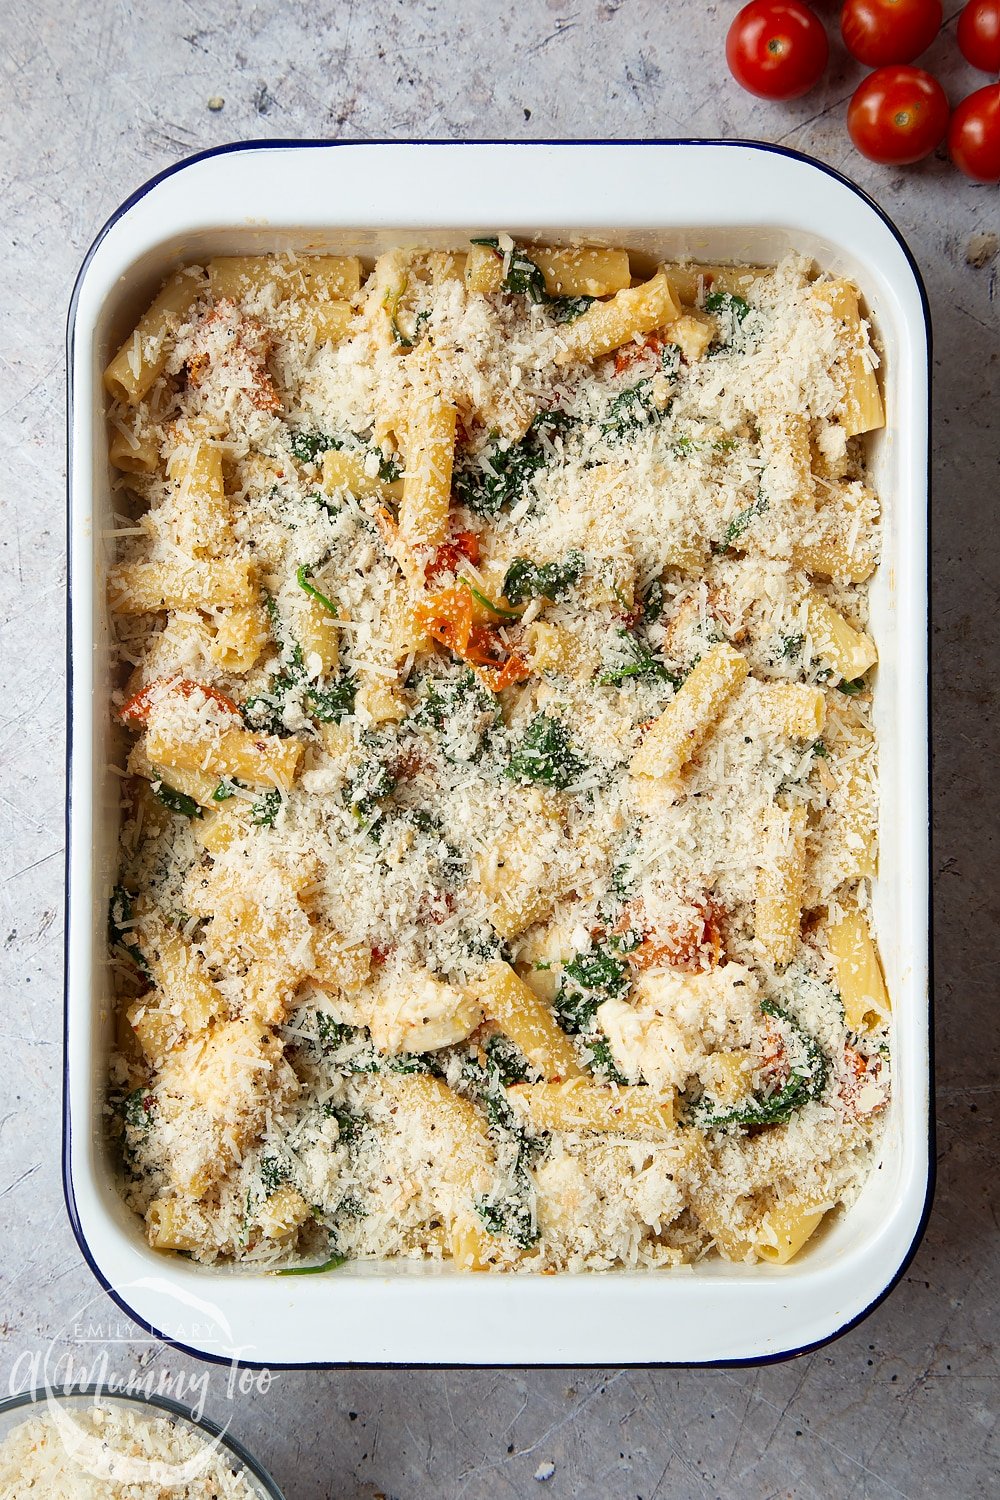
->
[726,1,830,100]
[839,0,942,65]
[948,83,1000,181]
[957,1,1000,73]
[847,65,950,163]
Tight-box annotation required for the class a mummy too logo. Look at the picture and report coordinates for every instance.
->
[7,1278,275,1486]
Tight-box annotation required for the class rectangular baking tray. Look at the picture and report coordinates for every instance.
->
[65,141,931,1367]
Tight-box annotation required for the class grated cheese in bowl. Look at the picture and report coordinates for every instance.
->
[0,1393,281,1498]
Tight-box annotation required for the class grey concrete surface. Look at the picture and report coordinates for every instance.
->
[1,1,997,1496]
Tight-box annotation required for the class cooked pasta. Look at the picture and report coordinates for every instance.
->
[106,244,890,1273]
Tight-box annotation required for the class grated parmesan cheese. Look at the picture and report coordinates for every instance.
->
[106,245,890,1273]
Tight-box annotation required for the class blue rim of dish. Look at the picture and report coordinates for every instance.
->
[0,1384,284,1496]
[64,136,935,1372]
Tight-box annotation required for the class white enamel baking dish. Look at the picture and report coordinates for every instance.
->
[65,142,931,1367]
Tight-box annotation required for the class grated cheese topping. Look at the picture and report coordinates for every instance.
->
[106,245,891,1273]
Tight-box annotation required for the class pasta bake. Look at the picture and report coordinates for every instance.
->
[105,238,891,1272]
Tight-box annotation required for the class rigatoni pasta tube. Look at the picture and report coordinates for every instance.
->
[321,447,403,501]
[812,279,885,438]
[756,1201,827,1264]
[807,596,877,683]
[509,1079,674,1137]
[299,595,340,676]
[208,603,270,674]
[108,558,256,614]
[554,271,682,365]
[837,740,878,881]
[755,802,807,968]
[399,389,457,549]
[167,439,233,556]
[828,906,889,1030]
[127,739,220,810]
[663,262,766,305]
[145,921,225,1036]
[208,254,361,302]
[630,643,749,792]
[283,300,354,345]
[145,723,302,791]
[379,1073,498,1268]
[466,242,631,298]
[756,682,826,740]
[104,269,204,405]
[759,411,812,507]
[147,1197,205,1253]
[470,961,583,1081]
[795,529,877,583]
[109,417,159,475]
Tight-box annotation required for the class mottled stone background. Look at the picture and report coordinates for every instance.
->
[1,2,996,1496]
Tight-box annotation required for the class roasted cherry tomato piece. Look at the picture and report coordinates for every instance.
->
[120,677,240,727]
[726,1,830,101]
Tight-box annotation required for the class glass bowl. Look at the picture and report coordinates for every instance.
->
[0,1385,284,1497]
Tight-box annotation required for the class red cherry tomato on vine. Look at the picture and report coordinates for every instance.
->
[847,65,950,163]
[948,84,1000,182]
[839,0,942,66]
[726,1,830,100]
[957,1,1000,73]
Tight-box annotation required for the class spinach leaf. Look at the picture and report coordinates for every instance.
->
[705,290,751,323]
[411,668,500,763]
[289,430,341,463]
[484,1032,531,1086]
[346,755,396,823]
[598,628,681,688]
[502,550,584,605]
[412,668,496,730]
[121,1087,156,1135]
[307,674,356,723]
[315,1013,357,1049]
[313,1014,435,1076]
[241,678,298,736]
[714,493,769,554]
[296,564,338,616]
[453,410,576,519]
[581,1033,629,1085]
[601,378,664,440]
[152,783,202,819]
[109,887,152,978]
[471,238,598,324]
[458,576,522,619]
[705,290,755,352]
[476,1176,539,1249]
[548,294,595,323]
[240,594,305,735]
[250,788,283,827]
[506,713,586,790]
[555,943,629,1034]
[278,1252,347,1276]
[259,1153,291,1196]
[642,578,664,623]
[838,677,867,696]
[472,237,548,302]
[692,998,828,1131]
